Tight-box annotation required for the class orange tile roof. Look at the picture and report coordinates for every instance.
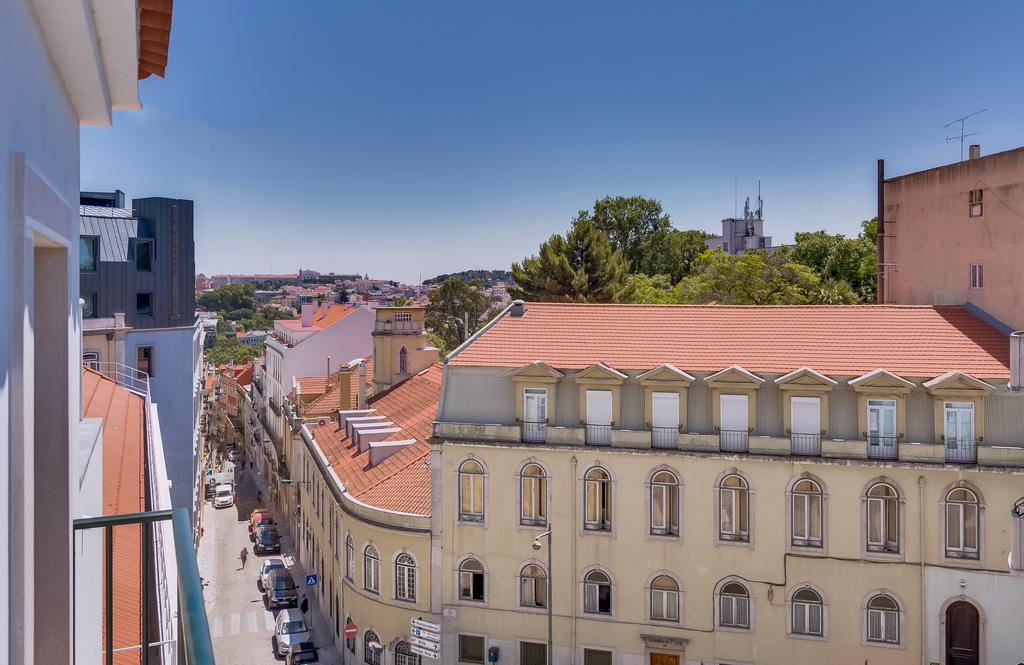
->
[276,304,361,333]
[309,363,441,515]
[451,303,1010,378]
[83,368,145,664]
[296,358,374,415]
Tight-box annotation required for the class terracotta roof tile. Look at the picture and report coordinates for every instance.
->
[83,368,145,664]
[277,304,361,333]
[309,363,441,515]
[451,303,1010,378]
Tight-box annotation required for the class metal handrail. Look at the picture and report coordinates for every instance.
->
[521,420,547,443]
[944,436,978,464]
[73,508,215,665]
[585,424,612,446]
[651,426,677,449]
[719,429,749,452]
[87,361,150,397]
[867,433,898,459]
[791,432,821,456]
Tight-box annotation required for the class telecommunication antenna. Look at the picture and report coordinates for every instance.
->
[944,108,988,160]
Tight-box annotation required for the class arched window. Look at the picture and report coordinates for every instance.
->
[394,641,420,665]
[519,564,547,608]
[583,570,612,614]
[650,575,680,622]
[650,470,679,536]
[458,558,485,601]
[791,587,823,636]
[363,545,380,593]
[520,463,547,526]
[345,535,355,580]
[395,553,416,602]
[866,594,900,644]
[792,479,823,548]
[458,460,485,521]
[945,487,979,558]
[364,630,382,665]
[584,467,612,531]
[866,483,899,553]
[719,581,750,629]
[399,346,409,374]
[719,474,749,542]
[345,616,355,653]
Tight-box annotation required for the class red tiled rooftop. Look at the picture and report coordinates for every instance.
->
[309,363,441,515]
[83,368,145,664]
[450,303,1010,378]
[276,304,361,333]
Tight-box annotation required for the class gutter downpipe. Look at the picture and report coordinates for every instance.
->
[918,475,927,665]
[570,455,578,665]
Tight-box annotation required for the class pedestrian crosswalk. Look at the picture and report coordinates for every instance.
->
[209,610,276,638]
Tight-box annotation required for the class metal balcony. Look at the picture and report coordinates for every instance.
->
[867,434,898,460]
[87,361,150,397]
[791,433,821,456]
[944,436,978,464]
[651,426,677,449]
[73,508,215,665]
[719,429,749,453]
[585,424,612,446]
[521,420,547,443]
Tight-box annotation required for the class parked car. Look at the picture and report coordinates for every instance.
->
[258,558,286,591]
[249,509,275,538]
[264,569,298,608]
[286,642,319,664]
[226,447,241,462]
[253,526,281,554]
[213,484,234,508]
[273,609,310,658]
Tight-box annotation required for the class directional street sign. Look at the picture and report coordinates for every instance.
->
[410,645,440,660]
[305,574,318,586]
[411,618,441,633]
[411,626,440,642]
[410,636,440,652]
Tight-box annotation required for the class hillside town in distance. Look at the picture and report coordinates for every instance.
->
[5,3,1024,665]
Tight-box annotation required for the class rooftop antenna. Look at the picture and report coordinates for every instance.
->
[734,169,738,218]
[944,108,988,161]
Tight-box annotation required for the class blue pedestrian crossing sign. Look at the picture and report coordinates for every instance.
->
[305,574,318,586]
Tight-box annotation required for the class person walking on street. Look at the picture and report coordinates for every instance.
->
[256,489,263,503]
[240,546,248,569]
[300,596,309,614]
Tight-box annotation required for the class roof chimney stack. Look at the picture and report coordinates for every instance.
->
[1011,331,1024,392]
[510,299,527,317]
[969,144,981,160]
[301,302,315,327]
[357,360,368,409]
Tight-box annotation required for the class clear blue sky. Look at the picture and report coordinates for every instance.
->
[82,0,1024,284]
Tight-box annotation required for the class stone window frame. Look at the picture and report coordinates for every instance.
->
[786,582,829,641]
[859,477,906,562]
[637,364,695,445]
[508,361,563,425]
[938,479,985,568]
[579,565,617,619]
[579,461,617,537]
[860,589,906,649]
[644,464,684,542]
[714,576,754,633]
[455,455,488,526]
[516,457,552,531]
[515,558,549,613]
[849,369,914,447]
[645,569,684,625]
[922,371,994,445]
[392,549,418,604]
[713,467,754,548]
[784,472,828,556]
[706,365,764,435]
[574,362,627,428]
[453,553,488,606]
[774,366,837,438]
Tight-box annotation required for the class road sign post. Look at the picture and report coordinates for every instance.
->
[305,573,318,586]
[410,617,441,661]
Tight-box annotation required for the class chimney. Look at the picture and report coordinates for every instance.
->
[357,360,368,408]
[969,144,981,160]
[509,299,527,317]
[1011,331,1024,392]
[337,367,353,410]
[321,300,330,317]
[301,302,315,327]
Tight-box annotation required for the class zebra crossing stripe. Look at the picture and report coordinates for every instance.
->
[247,612,259,633]
[211,617,223,638]
[230,613,241,635]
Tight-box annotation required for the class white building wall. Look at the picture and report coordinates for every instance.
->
[924,565,1024,664]
[73,418,104,665]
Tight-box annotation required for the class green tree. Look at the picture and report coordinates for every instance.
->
[425,277,501,353]
[197,283,256,313]
[677,248,822,305]
[576,196,672,270]
[511,219,633,303]
[391,295,412,306]
[792,219,877,302]
[628,274,680,304]
[634,228,715,283]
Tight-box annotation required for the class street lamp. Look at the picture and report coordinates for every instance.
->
[532,528,552,665]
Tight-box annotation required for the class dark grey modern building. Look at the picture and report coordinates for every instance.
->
[80,192,205,516]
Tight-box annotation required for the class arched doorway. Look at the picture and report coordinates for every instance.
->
[946,601,979,665]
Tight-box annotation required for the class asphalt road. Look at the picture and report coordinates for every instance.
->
[198,463,341,664]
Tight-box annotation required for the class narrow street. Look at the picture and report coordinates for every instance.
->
[198,459,341,664]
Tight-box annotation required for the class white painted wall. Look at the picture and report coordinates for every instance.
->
[73,418,104,665]
[925,565,1024,664]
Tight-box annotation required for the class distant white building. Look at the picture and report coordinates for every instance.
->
[706,192,774,255]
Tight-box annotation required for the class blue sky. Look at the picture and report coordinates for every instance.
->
[82,0,1024,284]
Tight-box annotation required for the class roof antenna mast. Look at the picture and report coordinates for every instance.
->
[944,108,988,161]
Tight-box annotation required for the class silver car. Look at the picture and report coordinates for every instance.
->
[258,558,286,591]
[273,609,310,658]
[264,569,298,609]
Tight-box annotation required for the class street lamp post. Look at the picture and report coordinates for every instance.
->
[532,528,552,665]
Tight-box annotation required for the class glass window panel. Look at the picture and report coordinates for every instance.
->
[808,494,821,539]
[964,504,978,550]
[793,495,807,539]
[721,489,734,534]
[946,504,961,549]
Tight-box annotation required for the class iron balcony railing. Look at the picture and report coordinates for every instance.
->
[252,377,264,395]
[88,361,150,397]
[944,436,978,464]
[521,420,548,443]
[719,429,749,453]
[73,508,215,665]
[268,396,280,416]
[867,434,898,460]
[585,424,612,446]
[651,426,678,449]
[791,433,821,456]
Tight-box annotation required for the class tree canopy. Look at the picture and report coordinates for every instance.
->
[425,277,501,353]
[792,218,877,302]
[676,248,833,305]
[577,196,672,270]
[511,219,633,303]
[197,282,256,313]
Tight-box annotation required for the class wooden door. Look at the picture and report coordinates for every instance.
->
[650,653,679,665]
[946,601,979,665]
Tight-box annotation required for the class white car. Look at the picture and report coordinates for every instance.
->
[258,558,286,591]
[213,483,234,508]
[274,609,311,658]
[227,448,241,463]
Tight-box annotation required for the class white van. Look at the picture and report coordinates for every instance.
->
[214,483,234,508]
